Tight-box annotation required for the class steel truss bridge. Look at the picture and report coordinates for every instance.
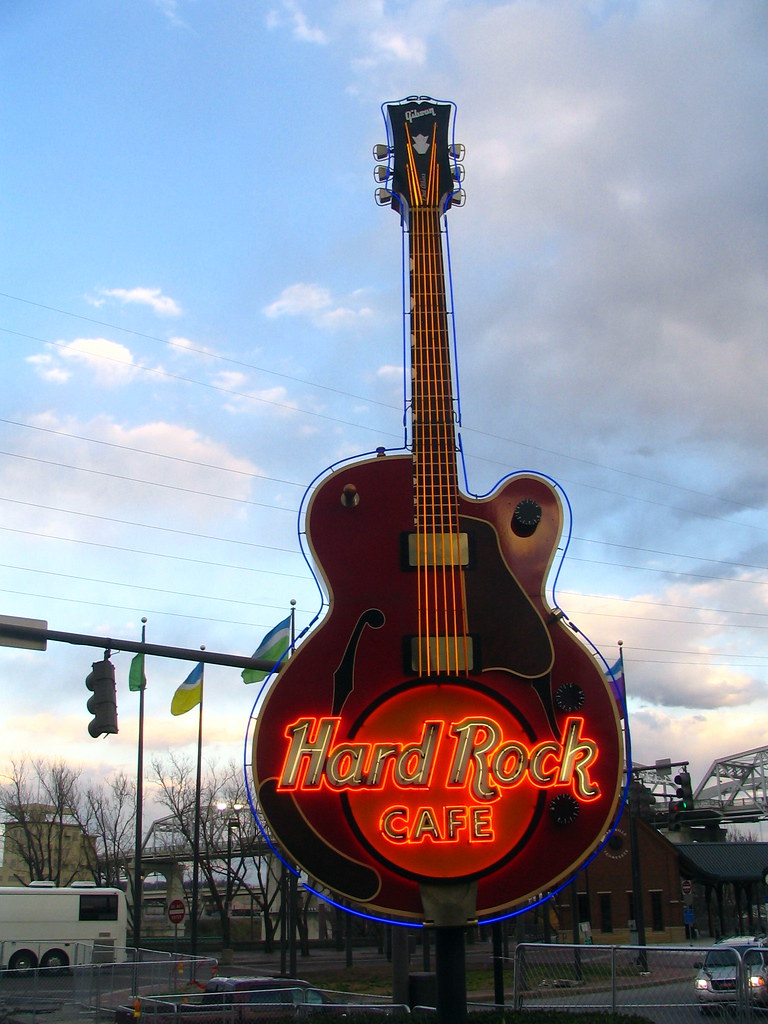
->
[140,815,274,866]
[634,743,768,831]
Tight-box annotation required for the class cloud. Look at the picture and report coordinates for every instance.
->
[629,707,768,786]
[376,365,402,382]
[641,669,768,710]
[28,338,138,385]
[210,370,301,417]
[3,413,262,529]
[266,1,328,44]
[428,1,768,466]
[166,336,219,362]
[368,30,426,64]
[263,282,373,330]
[560,568,768,715]
[25,353,71,384]
[91,287,182,317]
[150,0,186,27]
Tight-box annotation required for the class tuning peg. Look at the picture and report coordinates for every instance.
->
[452,164,465,182]
[373,144,390,161]
[375,188,394,206]
[374,164,390,183]
[451,143,466,161]
[450,190,466,208]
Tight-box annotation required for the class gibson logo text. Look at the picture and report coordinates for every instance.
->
[405,106,435,123]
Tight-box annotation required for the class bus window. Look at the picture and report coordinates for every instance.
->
[79,894,119,921]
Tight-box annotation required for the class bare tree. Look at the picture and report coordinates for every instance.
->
[0,758,93,885]
[0,759,141,906]
[151,755,283,950]
[82,771,136,887]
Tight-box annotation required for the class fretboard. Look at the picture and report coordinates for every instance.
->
[409,206,459,535]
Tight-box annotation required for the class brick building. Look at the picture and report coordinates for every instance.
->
[0,804,95,886]
[554,806,686,944]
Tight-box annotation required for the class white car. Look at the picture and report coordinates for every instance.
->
[695,940,768,1012]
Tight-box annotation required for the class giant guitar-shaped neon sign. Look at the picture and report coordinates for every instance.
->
[248,97,624,924]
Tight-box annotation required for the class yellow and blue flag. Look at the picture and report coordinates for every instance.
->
[605,657,625,715]
[242,616,291,684]
[171,662,203,715]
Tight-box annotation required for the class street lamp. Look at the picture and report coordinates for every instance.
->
[216,802,243,924]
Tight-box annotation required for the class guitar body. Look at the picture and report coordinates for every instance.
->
[252,454,623,921]
[250,96,624,924]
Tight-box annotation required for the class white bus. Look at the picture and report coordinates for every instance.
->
[0,883,128,971]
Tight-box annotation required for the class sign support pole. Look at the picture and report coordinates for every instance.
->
[435,927,468,1024]
[419,882,475,1024]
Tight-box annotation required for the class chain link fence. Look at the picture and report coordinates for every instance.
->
[0,950,218,1024]
[4,941,768,1023]
[510,941,764,1023]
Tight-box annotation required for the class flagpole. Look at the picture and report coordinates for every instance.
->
[618,639,626,697]
[133,617,147,954]
[190,651,205,961]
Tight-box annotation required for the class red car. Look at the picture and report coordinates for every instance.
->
[115,976,336,1023]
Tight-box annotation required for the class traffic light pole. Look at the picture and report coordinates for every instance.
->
[628,794,648,971]
[0,618,280,674]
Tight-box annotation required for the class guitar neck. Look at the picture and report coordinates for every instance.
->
[409,206,459,531]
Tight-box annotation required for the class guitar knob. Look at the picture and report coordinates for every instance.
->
[550,793,580,828]
[341,483,359,508]
[555,683,585,712]
[512,498,542,537]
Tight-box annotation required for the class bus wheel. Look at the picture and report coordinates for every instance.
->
[8,950,38,973]
[41,949,70,973]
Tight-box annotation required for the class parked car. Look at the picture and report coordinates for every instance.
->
[694,939,768,1012]
[115,976,336,1023]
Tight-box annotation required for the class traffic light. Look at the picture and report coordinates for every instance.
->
[629,780,657,822]
[675,770,694,810]
[668,800,681,829]
[86,657,118,737]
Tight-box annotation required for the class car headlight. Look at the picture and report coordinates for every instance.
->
[696,979,710,990]
[750,975,766,988]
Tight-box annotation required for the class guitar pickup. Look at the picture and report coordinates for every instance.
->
[403,531,471,568]
[406,635,476,673]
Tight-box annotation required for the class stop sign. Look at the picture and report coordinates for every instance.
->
[681,879,692,896]
[168,898,186,924]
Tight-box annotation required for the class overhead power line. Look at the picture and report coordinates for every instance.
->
[0,291,764,520]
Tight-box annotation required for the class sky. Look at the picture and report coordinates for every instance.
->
[1,0,766,808]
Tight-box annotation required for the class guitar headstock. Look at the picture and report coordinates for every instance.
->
[374,96,465,218]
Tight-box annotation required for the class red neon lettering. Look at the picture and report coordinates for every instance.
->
[277,715,599,801]
[379,805,495,845]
